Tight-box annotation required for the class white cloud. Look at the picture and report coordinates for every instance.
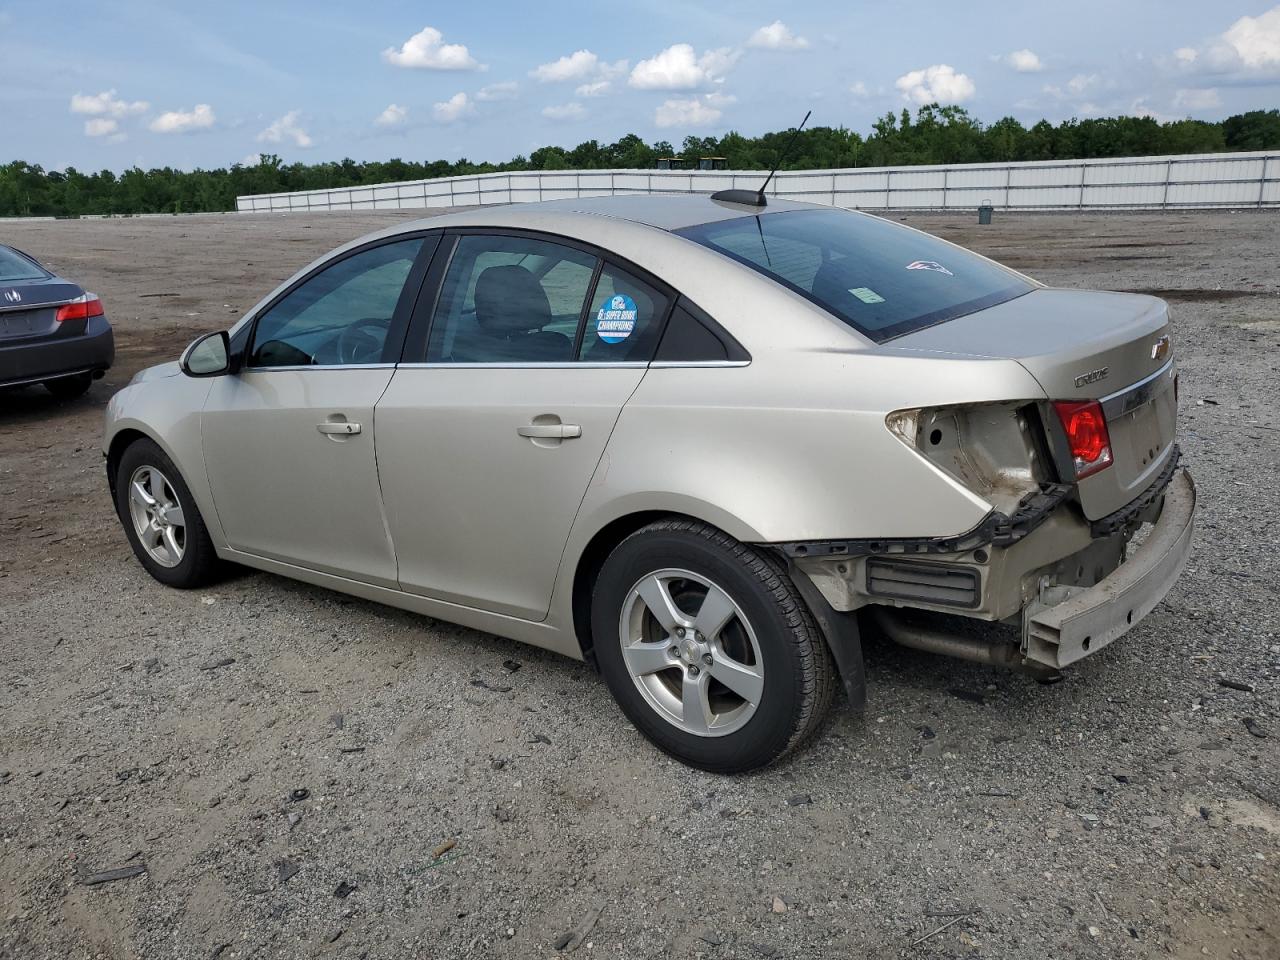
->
[1175,6,1280,76]
[541,101,586,121]
[532,49,601,82]
[241,153,263,166]
[531,50,626,103]
[575,80,613,97]
[1069,73,1099,95]
[654,92,735,128]
[1043,73,1100,100]
[84,118,118,137]
[1174,87,1222,110]
[375,103,408,127]
[746,21,808,50]
[1003,49,1043,72]
[432,92,474,123]
[476,81,519,101]
[70,89,149,118]
[895,64,975,105]
[1218,6,1280,68]
[256,110,312,147]
[149,104,216,134]
[629,44,739,90]
[382,26,481,70]
[849,81,870,99]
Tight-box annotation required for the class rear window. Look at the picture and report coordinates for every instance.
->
[0,246,48,283]
[676,209,1032,342]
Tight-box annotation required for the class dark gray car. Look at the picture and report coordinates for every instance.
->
[0,244,114,398]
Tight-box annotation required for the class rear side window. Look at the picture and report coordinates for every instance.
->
[655,302,743,363]
[577,265,670,362]
[427,235,597,363]
[0,247,48,282]
[677,209,1033,343]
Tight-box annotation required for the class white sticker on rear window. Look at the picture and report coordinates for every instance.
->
[906,260,954,276]
[595,294,637,343]
[849,287,885,304]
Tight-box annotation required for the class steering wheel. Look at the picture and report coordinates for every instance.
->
[336,317,390,365]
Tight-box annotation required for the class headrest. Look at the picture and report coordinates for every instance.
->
[474,265,552,337]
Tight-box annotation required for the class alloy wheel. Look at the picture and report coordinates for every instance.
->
[618,568,765,737]
[127,465,187,568]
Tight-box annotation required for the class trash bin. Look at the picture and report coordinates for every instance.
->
[978,200,993,225]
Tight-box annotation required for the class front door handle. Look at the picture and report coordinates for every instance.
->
[517,423,581,439]
[317,421,361,436]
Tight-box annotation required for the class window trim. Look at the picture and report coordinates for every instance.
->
[238,231,442,371]
[402,227,699,368]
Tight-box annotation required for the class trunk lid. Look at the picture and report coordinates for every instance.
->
[887,288,1178,520]
[0,280,83,342]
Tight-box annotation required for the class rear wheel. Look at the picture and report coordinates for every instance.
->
[114,438,221,588]
[44,372,93,399]
[591,518,835,773]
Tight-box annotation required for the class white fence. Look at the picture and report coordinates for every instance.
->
[236,150,1280,214]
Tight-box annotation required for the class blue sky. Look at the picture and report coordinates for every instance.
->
[2,0,1279,171]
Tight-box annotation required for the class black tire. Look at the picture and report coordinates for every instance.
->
[44,372,93,399]
[114,437,222,588]
[591,518,836,773]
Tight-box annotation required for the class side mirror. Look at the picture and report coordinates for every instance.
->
[180,331,231,377]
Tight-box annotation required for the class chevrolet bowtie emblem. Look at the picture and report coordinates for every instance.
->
[1151,336,1170,362]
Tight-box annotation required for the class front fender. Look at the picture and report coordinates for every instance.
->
[104,375,224,548]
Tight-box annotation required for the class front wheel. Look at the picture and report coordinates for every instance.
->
[114,438,221,588]
[591,519,835,773]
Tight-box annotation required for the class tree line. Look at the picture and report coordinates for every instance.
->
[3,107,1277,218]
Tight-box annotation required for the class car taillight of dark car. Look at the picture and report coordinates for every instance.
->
[55,294,104,323]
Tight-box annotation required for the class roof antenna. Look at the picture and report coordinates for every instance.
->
[711,110,811,208]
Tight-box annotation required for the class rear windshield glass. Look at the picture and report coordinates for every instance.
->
[0,246,48,283]
[676,208,1032,342]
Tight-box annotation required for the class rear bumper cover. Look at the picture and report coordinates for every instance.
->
[0,315,114,387]
[1022,468,1195,669]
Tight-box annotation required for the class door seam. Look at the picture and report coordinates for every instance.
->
[538,365,653,623]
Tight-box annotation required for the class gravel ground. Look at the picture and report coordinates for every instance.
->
[1,210,1278,960]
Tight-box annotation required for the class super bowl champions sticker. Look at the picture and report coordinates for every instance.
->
[596,294,637,343]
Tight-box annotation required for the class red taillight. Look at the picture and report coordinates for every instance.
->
[55,294,104,323]
[1053,400,1113,479]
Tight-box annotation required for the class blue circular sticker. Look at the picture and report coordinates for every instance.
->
[596,294,637,344]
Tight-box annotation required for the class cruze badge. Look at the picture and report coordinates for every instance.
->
[1151,336,1170,362]
[1074,367,1109,388]
[2,289,20,303]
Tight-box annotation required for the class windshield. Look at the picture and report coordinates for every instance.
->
[676,208,1033,343]
[0,246,49,283]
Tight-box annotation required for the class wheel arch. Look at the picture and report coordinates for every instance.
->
[571,510,679,668]
[105,427,156,502]
[568,507,866,713]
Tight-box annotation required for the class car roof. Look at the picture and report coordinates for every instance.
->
[401,193,824,234]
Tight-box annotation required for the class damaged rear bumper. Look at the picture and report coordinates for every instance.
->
[1021,468,1195,669]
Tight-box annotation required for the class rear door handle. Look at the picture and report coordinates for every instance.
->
[517,423,581,439]
[317,421,361,435]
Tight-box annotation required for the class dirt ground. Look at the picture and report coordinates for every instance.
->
[1,209,1278,960]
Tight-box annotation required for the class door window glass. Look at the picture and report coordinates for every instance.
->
[578,265,670,362]
[250,237,424,367]
[426,235,597,363]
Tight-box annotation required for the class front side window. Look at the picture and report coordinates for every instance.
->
[250,237,424,367]
[677,209,1033,342]
[427,235,597,363]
